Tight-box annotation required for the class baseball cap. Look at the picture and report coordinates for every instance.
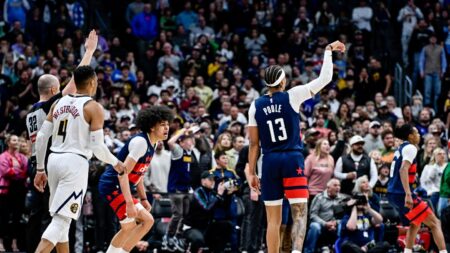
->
[318,104,329,111]
[369,121,381,128]
[379,101,388,108]
[121,63,130,70]
[349,135,365,146]
[166,101,176,108]
[201,171,215,179]
[128,124,137,130]
[190,100,199,107]
[190,125,201,134]
[305,128,320,138]
[120,115,131,122]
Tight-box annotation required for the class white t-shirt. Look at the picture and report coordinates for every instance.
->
[401,144,417,163]
[127,136,148,161]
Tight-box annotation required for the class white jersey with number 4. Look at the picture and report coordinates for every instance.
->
[50,94,93,159]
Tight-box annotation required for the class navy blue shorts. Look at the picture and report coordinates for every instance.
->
[261,151,309,202]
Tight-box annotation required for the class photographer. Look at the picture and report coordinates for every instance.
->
[210,151,241,251]
[338,194,389,253]
[182,171,228,252]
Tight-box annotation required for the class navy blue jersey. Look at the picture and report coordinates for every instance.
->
[167,148,192,193]
[388,141,418,195]
[99,133,154,193]
[252,92,302,154]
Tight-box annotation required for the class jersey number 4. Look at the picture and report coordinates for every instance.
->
[266,118,287,142]
[57,119,68,142]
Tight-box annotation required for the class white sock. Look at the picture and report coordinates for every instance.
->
[439,250,448,253]
[404,249,412,253]
[106,245,122,253]
[292,251,301,253]
[120,249,129,253]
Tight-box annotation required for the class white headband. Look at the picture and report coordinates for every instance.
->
[266,68,285,87]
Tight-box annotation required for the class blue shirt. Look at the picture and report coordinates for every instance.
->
[131,12,158,41]
[167,146,192,193]
[341,213,374,247]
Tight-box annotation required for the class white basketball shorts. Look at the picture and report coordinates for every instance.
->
[47,152,89,220]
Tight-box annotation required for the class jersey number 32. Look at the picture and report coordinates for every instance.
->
[266,118,287,142]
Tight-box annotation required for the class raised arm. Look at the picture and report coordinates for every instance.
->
[288,41,345,112]
[167,128,186,151]
[62,30,98,95]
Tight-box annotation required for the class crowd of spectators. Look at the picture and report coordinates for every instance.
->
[0,0,450,252]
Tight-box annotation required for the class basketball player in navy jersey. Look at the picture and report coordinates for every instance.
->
[98,106,174,253]
[387,124,447,253]
[246,41,345,253]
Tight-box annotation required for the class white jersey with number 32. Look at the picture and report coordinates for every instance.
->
[50,94,93,159]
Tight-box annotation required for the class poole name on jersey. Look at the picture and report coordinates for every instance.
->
[263,104,282,115]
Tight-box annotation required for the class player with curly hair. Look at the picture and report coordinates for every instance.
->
[98,106,174,253]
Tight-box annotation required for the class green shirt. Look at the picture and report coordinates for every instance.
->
[440,163,450,198]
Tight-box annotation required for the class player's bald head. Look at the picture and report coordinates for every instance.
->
[38,74,60,95]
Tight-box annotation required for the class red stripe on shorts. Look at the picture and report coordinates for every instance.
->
[109,194,125,210]
[405,200,432,225]
[283,177,308,187]
[284,189,309,199]
[109,193,140,221]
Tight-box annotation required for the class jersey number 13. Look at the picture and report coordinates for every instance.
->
[266,118,287,142]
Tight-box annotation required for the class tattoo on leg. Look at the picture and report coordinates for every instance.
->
[290,202,308,251]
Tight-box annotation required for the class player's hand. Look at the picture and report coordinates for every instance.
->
[85,29,98,53]
[141,199,152,212]
[327,40,346,53]
[34,171,47,193]
[136,241,149,252]
[126,201,138,218]
[246,174,261,195]
[405,193,414,209]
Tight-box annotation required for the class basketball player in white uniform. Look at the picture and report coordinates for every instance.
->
[25,30,97,252]
[34,66,125,253]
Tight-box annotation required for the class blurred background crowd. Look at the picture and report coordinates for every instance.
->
[0,0,450,252]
